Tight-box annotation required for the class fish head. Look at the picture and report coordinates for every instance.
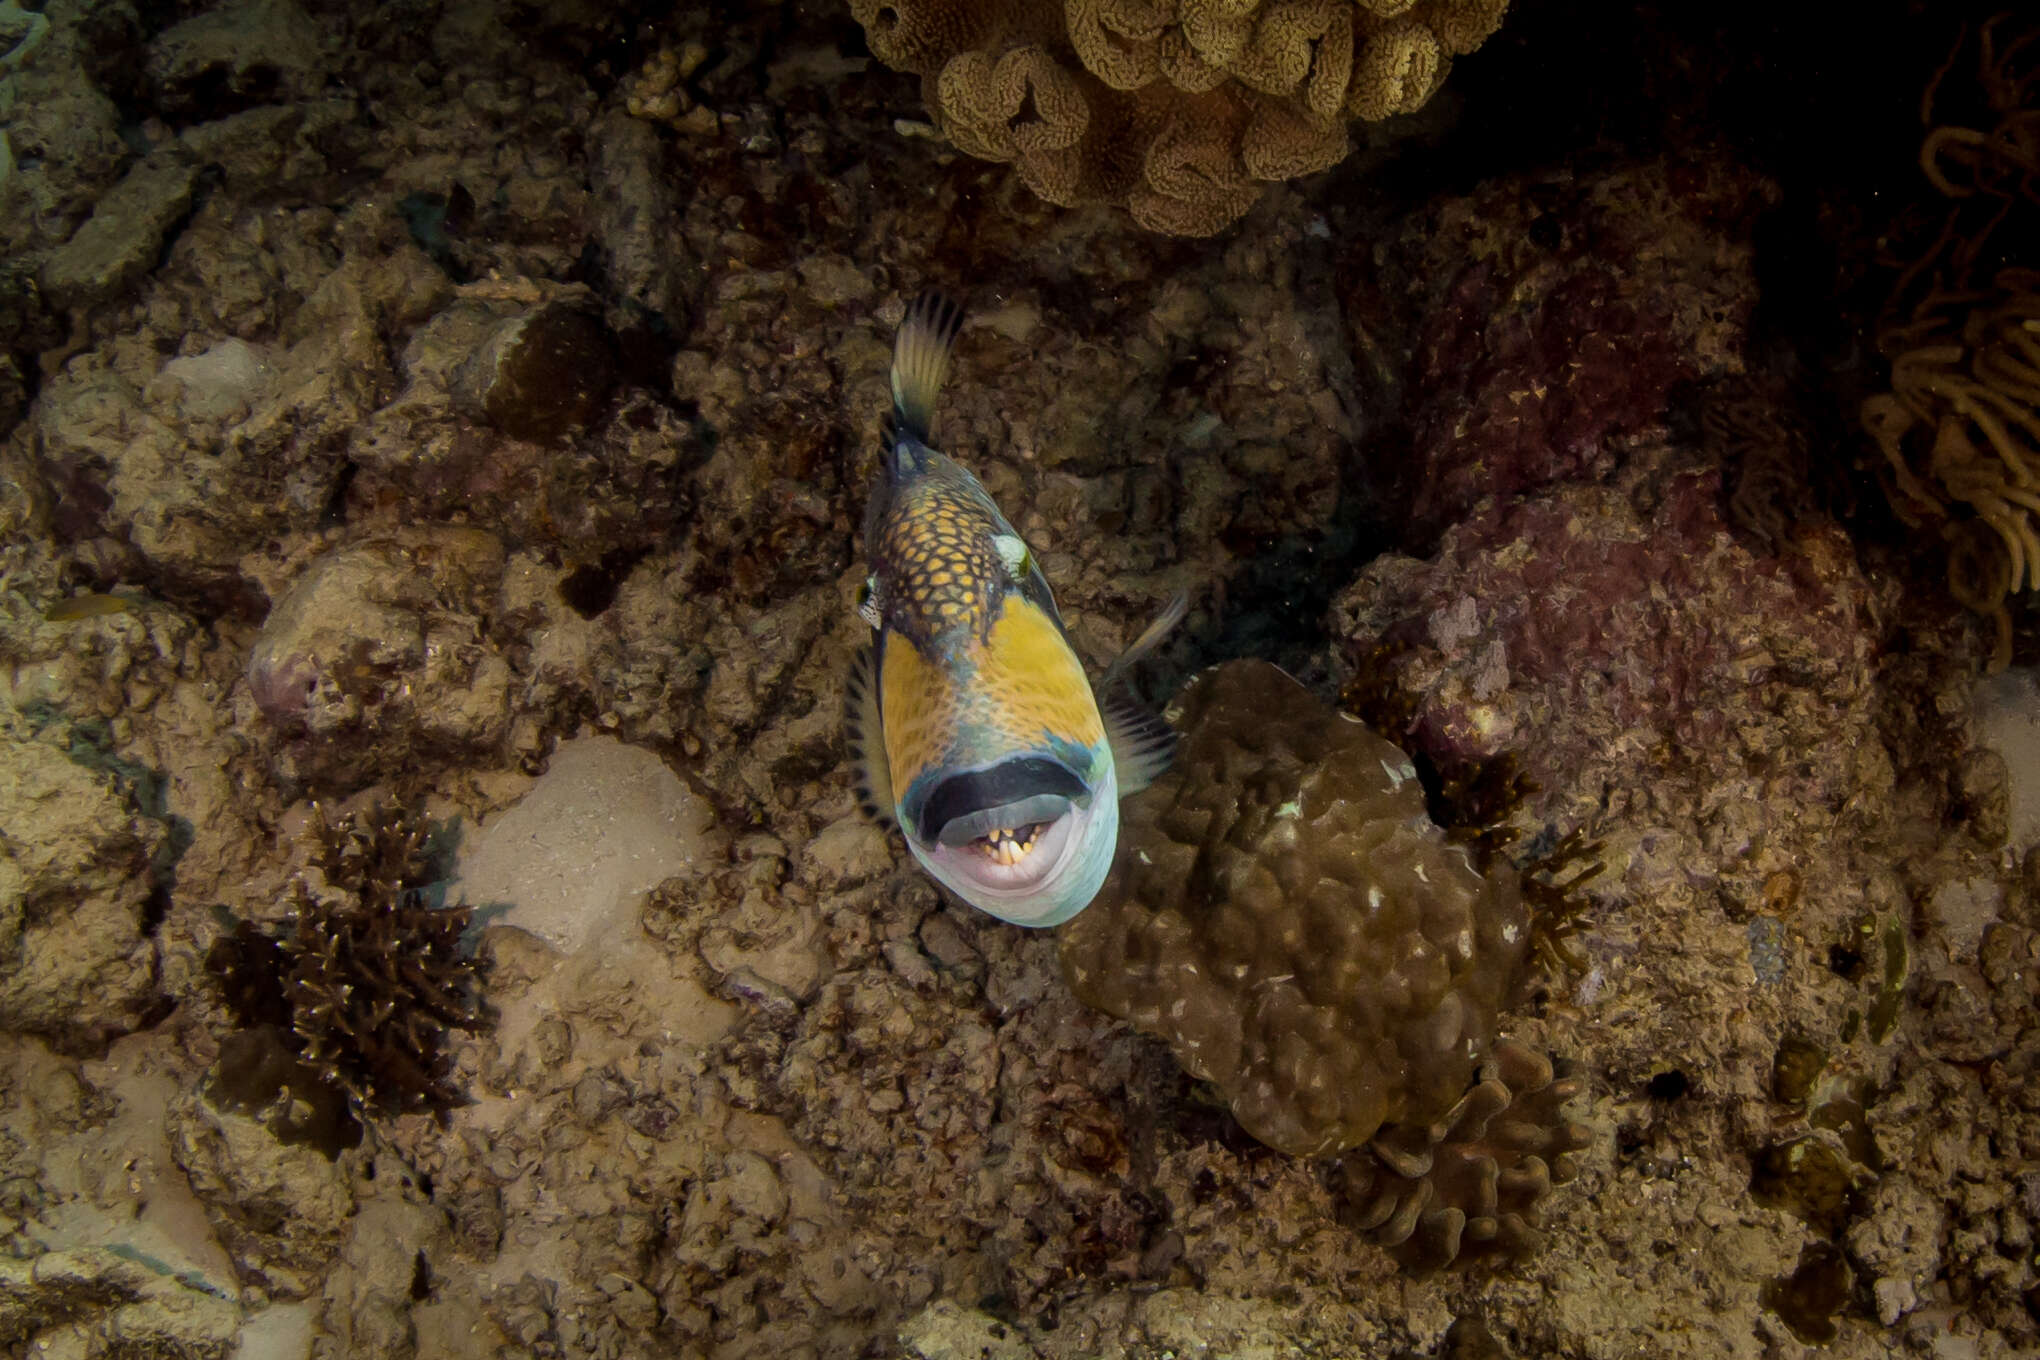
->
[881,590,1120,927]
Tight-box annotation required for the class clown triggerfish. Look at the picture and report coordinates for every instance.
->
[846,292,1182,928]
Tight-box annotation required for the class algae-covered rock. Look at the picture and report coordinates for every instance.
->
[0,737,161,1046]
[165,1087,356,1299]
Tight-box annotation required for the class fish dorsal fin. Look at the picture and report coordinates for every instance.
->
[1101,591,1188,689]
[844,642,896,830]
[1102,689,1177,796]
[890,291,965,445]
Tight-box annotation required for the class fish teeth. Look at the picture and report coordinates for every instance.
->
[977,825,1042,866]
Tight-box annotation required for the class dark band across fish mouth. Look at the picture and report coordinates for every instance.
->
[919,758,1090,849]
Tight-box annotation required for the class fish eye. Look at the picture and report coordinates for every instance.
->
[992,533,1032,581]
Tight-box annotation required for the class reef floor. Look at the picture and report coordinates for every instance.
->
[1,0,2037,1357]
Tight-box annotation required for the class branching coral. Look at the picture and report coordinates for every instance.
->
[851,0,1510,235]
[208,802,488,1117]
[1863,16,2040,667]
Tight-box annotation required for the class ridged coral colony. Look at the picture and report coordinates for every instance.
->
[851,0,1511,235]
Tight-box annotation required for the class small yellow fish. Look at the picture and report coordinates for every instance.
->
[846,293,1181,927]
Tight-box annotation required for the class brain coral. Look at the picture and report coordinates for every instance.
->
[851,0,1511,235]
[1057,658,1532,1158]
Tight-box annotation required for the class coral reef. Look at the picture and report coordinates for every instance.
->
[2,0,2037,1353]
[207,801,486,1115]
[850,0,1511,235]
[1058,659,1553,1165]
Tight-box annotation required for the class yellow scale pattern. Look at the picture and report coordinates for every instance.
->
[875,466,1109,815]
[878,480,996,634]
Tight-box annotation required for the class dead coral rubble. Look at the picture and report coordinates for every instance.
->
[851,0,1511,235]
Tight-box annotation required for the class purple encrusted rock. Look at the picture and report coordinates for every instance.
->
[1343,153,1776,545]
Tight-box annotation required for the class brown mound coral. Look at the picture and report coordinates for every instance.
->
[851,0,1510,235]
[1333,1037,1590,1271]
[1057,659,1537,1158]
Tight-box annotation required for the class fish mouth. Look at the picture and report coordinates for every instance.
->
[927,802,1084,899]
[975,823,1048,867]
[910,760,1103,911]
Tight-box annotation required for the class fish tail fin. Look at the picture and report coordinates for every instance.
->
[889,291,964,453]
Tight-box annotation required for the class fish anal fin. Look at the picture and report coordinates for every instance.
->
[845,642,897,830]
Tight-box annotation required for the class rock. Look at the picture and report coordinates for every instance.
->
[898,1300,1037,1360]
[315,1193,451,1360]
[1973,668,2040,859]
[0,0,130,261]
[451,299,616,443]
[174,99,360,195]
[801,815,892,889]
[1344,153,1773,544]
[589,109,690,325]
[0,1247,240,1359]
[0,738,161,1046]
[39,153,198,309]
[164,1088,356,1299]
[244,529,512,791]
[146,0,330,121]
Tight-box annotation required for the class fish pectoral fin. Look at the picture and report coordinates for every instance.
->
[1102,689,1178,797]
[845,642,897,830]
